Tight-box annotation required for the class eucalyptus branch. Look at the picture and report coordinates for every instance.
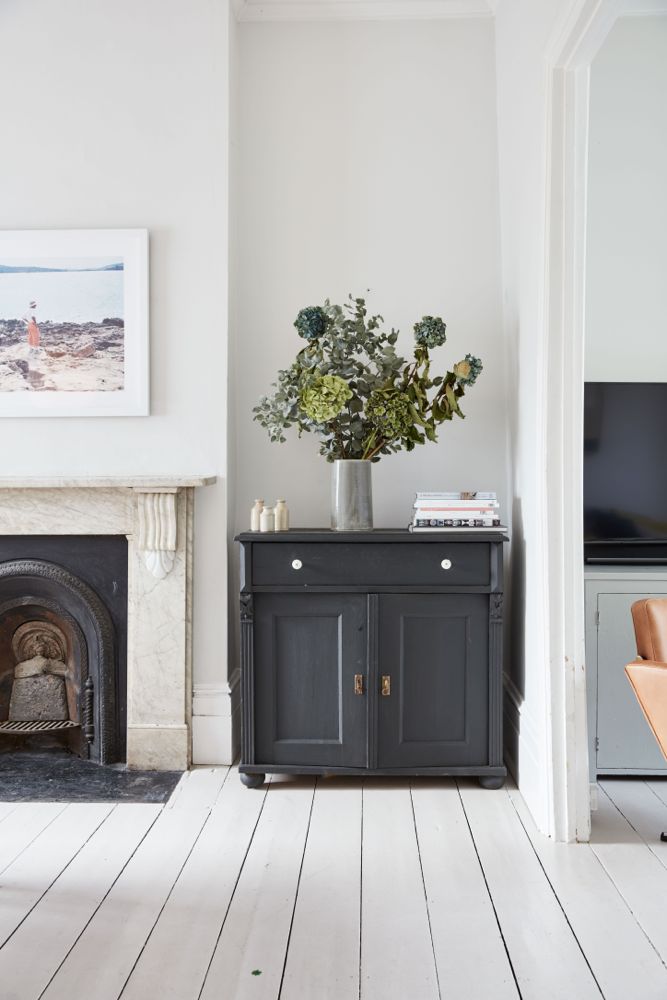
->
[253,297,482,463]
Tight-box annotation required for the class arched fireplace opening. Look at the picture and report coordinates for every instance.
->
[0,559,121,764]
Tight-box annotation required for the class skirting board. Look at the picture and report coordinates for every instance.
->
[191,671,241,765]
[504,674,551,835]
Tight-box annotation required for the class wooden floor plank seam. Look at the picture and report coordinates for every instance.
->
[646,781,667,810]
[588,815,667,979]
[591,784,667,973]
[505,789,606,999]
[409,783,443,1000]
[0,804,17,826]
[116,803,222,1000]
[455,783,523,1000]
[276,780,318,1000]
[0,804,69,879]
[0,804,116,952]
[599,782,667,869]
[195,777,273,1000]
[35,805,165,1000]
[210,764,233,808]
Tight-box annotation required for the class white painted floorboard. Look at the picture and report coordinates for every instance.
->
[412,779,519,999]
[510,786,667,1000]
[0,802,112,947]
[591,786,667,968]
[361,781,439,1000]
[0,804,160,1000]
[40,802,211,1000]
[1,773,667,1000]
[459,781,601,1000]
[121,770,267,1000]
[199,776,316,1000]
[280,779,362,1000]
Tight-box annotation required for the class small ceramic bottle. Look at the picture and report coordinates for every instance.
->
[274,499,289,531]
[259,506,275,532]
[250,499,264,532]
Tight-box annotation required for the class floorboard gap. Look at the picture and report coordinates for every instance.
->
[506,789,605,998]
[0,804,116,951]
[36,806,164,1000]
[409,782,443,1000]
[117,806,216,999]
[196,777,272,1000]
[455,782,523,1000]
[277,779,318,999]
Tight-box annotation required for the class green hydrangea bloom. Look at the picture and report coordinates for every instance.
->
[414,315,447,349]
[453,354,483,386]
[300,374,352,423]
[367,390,413,440]
[294,306,327,340]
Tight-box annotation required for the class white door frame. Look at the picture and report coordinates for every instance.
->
[544,0,667,841]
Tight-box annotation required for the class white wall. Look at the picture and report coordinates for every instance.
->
[0,0,232,763]
[585,15,667,381]
[232,18,507,538]
[494,0,573,834]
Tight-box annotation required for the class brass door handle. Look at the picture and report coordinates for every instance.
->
[354,674,364,696]
[381,675,391,697]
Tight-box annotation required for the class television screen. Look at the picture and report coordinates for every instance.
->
[584,382,667,548]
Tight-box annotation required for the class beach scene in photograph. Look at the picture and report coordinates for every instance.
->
[0,256,125,392]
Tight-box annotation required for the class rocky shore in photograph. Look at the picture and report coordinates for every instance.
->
[0,318,124,392]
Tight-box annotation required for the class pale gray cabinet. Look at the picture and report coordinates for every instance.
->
[585,567,667,777]
[237,530,507,789]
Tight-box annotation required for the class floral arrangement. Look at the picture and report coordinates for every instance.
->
[253,296,482,463]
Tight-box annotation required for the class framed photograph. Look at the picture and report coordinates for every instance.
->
[0,229,149,416]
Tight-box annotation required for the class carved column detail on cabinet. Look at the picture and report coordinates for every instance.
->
[136,489,178,580]
[240,592,255,764]
[488,591,504,767]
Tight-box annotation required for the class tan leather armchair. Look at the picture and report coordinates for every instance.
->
[625,598,667,841]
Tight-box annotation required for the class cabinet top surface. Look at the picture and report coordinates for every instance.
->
[236,528,509,543]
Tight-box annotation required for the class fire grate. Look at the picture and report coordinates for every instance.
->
[0,720,80,734]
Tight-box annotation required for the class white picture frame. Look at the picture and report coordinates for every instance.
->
[0,228,149,417]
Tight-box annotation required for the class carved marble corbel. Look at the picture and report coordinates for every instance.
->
[136,489,178,579]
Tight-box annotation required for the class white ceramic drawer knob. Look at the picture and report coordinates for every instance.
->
[291,559,303,570]
[441,559,452,570]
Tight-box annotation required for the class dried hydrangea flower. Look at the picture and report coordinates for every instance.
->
[300,374,352,423]
[294,305,328,341]
[454,354,483,385]
[414,315,447,349]
[367,389,413,440]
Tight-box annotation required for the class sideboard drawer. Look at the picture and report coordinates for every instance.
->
[251,542,490,588]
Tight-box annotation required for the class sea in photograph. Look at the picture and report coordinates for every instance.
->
[0,263,123,325]
[0,259,125,393]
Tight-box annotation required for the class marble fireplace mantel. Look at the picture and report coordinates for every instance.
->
[0,476,216,770]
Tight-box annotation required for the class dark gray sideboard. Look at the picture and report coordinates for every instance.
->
[236,529,508,788]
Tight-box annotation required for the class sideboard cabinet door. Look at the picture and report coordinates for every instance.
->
[377,594,489,768]
[254,592,368,768]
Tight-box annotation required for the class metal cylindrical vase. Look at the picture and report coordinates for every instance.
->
[331,460,373,531]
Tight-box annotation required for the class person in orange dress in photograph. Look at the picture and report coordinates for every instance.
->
[22,300,40,355]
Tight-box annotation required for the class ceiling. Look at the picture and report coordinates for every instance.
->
[233,0,496,21]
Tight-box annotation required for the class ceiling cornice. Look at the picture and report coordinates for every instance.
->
[233,0,494,22]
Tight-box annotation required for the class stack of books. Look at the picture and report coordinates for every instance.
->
[411,491,502,530]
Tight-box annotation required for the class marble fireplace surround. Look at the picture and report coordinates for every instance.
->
[0,476,215,771]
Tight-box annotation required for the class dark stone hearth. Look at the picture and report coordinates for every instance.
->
[0,751,181,803]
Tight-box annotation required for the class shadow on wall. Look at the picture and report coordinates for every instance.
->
[503,495,525,781]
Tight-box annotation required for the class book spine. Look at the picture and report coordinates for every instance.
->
[414,505,499,513]
[414,492,498,500]
[413,518,501,528]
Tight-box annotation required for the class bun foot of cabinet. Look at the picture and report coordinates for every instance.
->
[478,775,505,789]
[240,772,265,789]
